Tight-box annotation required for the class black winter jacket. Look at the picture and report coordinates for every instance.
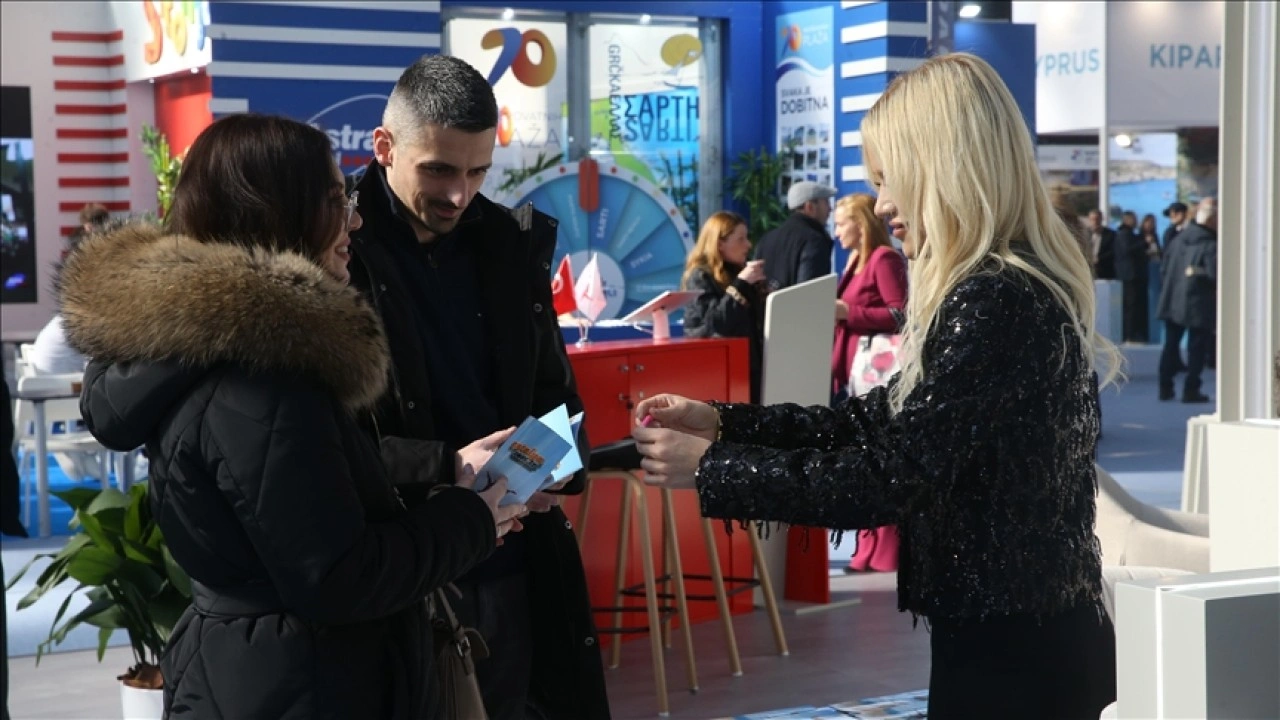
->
[1157,222,1217,331]
[682,265,765,402]
[1112,226,1149,283]
[347,162,611,720]
[59,223,497,719]
[752,212,833,291]
[696,266,1106,622]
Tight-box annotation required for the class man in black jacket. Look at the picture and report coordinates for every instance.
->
[347,55,609,719]
[1161,201,1189,249]
[1113,210,1150,343]
[1086,209,1117,279]
[753,180,836,291]
[1157,198,1217,403]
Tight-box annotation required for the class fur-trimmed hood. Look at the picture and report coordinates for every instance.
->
[59,221,389,412]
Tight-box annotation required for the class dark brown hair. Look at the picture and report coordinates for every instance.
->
[79,203,110,227]
[166,114,343,262]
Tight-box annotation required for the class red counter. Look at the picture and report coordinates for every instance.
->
[560,337,754,637]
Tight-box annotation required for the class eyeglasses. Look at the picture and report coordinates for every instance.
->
[343,191,359,230]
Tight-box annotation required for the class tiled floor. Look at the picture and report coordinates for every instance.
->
[3,345,1207,719]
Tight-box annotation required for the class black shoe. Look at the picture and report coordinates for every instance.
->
[1182,392,1211,404]
[1159,388,1175,401]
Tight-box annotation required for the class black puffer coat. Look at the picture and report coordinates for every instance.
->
[682,265,766,402]
[59,223,497,719]
[697,266,1106,623]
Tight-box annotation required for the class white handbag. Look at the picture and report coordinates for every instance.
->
[848,333,902,397]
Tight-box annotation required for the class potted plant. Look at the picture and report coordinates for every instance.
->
[140,124,182,217]
[728,143,794,246]
[5,483,191,719]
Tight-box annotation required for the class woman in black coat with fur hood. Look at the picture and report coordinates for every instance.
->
[58,114,527,719]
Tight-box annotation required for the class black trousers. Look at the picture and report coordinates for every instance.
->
[1159,321,1212,397]
[1121,278,1149,343]
[928,605,1116,719]
[452,572,543,720]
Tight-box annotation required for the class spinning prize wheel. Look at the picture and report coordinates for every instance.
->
[511,159,694,320]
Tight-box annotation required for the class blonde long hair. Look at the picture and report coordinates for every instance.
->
[861,53,1121,413]
[835,193,891,271]
[683,211,747,290]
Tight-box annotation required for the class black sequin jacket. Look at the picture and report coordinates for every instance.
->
[697,266,1105,622]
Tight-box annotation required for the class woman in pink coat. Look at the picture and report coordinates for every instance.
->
[831,193,908,572]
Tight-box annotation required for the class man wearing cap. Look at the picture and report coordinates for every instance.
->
[1162,201,1189,249]
[753,180,837,291]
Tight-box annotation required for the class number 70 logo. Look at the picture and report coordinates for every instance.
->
[481,27,558,88]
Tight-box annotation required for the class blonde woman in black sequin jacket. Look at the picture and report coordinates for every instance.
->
[632,53,1123,720]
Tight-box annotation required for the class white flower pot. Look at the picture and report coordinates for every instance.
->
[120,683,163,720]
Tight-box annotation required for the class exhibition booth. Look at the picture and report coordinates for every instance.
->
[2,1,1277,718]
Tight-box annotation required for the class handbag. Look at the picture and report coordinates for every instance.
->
[848,333,902,397]
[430,584,490,720]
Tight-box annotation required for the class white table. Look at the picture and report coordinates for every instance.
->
[13,385,81,537]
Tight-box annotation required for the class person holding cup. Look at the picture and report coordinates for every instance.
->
[681,211,768,402]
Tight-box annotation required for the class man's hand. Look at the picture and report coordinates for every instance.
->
[456,426,516,483]
[526,491,563,513]
[462,474,529,544]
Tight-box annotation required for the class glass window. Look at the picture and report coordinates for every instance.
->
[447,16,569,204]
[445,11,721,320]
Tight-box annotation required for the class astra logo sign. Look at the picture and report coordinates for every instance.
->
[1036,48,1101,78]
[1149,44,1221,69]
[306,94,387,173]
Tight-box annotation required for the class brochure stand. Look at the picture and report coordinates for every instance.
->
[618,290,701,342]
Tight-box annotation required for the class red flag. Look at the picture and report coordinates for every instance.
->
[551,255,577,316]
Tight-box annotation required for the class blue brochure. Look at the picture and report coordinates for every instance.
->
[476,404,581,506]
[539,405,584,490]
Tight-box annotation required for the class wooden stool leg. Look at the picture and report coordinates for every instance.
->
[746,521,789,656]
[699,517,743,676]
[632,481,670,716]
[660,504,672,649]
[609,480,634,670]
[575,472,595,546]
[661,487,699,693]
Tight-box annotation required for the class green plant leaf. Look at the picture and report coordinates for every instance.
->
[97,626,113,663]
[75,509,119,554]
[52,487,102,513]
[86,487,130,513]
[4,550,61,590]
[44,583,84,645]
[122,537,162,567]
[143,523,164,551]
[17,557,69,609]
[54,533,94,561]
[64,546,123,585]
[80,602,125,630]
[91,506,127,537]
[124,484,148,541]
[162,546,192,599]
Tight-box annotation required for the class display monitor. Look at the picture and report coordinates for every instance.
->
[617,290,700,341]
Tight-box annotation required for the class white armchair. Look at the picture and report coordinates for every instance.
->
[1094,464,1210,621]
